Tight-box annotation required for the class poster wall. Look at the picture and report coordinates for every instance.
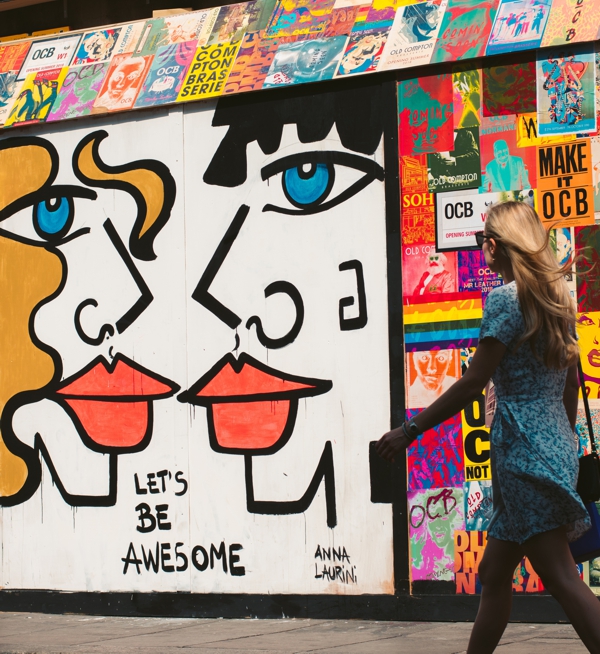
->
[403,51,600,595]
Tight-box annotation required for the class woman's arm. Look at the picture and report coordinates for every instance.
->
[376,337,507,462]
[563,363,579,431]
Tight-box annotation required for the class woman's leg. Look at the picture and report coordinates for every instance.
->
[466,536,524,654]
[524,527,600,654]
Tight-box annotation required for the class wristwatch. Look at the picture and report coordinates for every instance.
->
[402,419,421,442]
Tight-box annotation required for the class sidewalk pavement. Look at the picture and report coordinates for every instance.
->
[0,612,587,654]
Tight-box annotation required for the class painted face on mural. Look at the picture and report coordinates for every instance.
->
[180,86,389,527]
[0,129,178,505]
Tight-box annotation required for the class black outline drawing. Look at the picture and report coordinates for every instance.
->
[338,259,368,331]
[72,129,176,261]
[261,151,384,215]
[191,204,249,330]
[55,352,180,456]
[178,351,332,456]
[0,131,177,507]
[246,281,304,348]
[245,440,337,528]
[103,218,154,334]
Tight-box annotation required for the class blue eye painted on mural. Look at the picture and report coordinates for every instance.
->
[34,196,73,239]
[261,151,384,216]
[282,162,334,209]
[0,185,96,247]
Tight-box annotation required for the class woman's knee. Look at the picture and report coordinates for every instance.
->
[477,555,515,590]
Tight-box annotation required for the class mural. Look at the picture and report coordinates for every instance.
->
[0,84,396,594]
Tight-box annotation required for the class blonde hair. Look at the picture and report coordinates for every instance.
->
[485,201,578,369]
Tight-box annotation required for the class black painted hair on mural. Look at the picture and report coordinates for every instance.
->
[204,84,385,188]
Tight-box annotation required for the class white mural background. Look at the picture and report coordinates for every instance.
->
[0,100,394,594]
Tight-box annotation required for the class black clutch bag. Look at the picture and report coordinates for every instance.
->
[576,358,600,503]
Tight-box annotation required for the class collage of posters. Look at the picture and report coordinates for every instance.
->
[0,0,599,128]
[400,49,600,593]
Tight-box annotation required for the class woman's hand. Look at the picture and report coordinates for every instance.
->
[375,426,413,462]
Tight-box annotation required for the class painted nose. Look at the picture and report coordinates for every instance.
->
[74,219,153,346]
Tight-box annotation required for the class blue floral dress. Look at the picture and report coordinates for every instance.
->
[480,282,590,543]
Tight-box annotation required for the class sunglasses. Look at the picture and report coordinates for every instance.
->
[474,231,490,248]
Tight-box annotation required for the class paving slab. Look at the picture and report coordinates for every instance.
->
[0,612,588,654]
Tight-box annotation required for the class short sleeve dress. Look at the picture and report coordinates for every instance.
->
[480,281,590,544]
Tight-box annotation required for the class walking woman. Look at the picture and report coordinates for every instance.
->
[376,201,600,653]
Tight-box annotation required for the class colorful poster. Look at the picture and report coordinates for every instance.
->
[335,24,391,75]
[266,0,337,37]
[576,226,600,312]
[436,188,534,250]
[379,0,447,71]
[480,115,537,192]
[409,487,464,582]
[575,399,600,455]
[592,136,600,215]
[537,139,595,228]
[537,46,597,137]
[4,66,68,126]
[431,0,498,63]
[134,15,206,56]
[482,60,536,116]
[458,250,503,297]
[590,557,600,594]
[594,52,600,137]
[324,5,364,36]
[113,22,147,56]
[464,480,493,530]
[178,43,240,101]
[405,349,461,409]
[0,41,29,125]
[223,31,280,94]
[541,0,600,47]
[401,155,436,246]
[17,34,81,81]
[403,296,483,349]
[516,111,576,147]
[456,531,546,593]
[263,36,348,86]
[72,29,121,65]
[208,2,270,45]
[402,246,459,300]
[93,54,153,112]
[462,392,492,481]
[46,62,108,121]
[134,41,196,107]
[454,530,487,593]
[577,312,600,399]
[427,126,481,193]
[485,0,550,55]
[452,65,480,129]
[398,74,454,156]
[0,40,29,76]
[407,413,464,489]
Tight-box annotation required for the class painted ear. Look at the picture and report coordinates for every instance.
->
[338,259,368,331]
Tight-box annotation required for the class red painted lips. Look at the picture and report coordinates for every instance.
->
[56,354,179,451]
[178,353,332,454]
